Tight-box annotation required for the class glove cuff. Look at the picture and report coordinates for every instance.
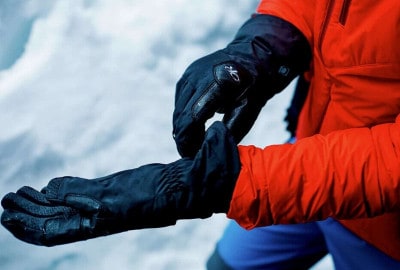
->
[225,14,311,93]
[183,121,241,216]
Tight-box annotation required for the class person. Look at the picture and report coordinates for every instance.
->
[1,0,400,269]
[206,74,315,270]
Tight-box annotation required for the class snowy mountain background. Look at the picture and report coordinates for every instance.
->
[0,1,333,269]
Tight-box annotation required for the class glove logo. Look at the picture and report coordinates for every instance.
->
[224,65,240,83]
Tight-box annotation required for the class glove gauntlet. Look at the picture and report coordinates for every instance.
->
[1,122,240,246]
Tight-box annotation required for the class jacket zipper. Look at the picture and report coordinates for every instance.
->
[339,0,352,25]
[318,0,335,61]
[315,0,335,133]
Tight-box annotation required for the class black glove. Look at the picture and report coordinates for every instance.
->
[1,121,240,246]
[173,14,311,157]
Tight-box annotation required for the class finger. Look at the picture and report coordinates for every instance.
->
[1,209,84,246]
[16,186,52,206]
[222,99,263,143]
[173,82,213,158]
[174,78,195,116]
[174,81,225,157]
[43,177,103,214]
[42,213,87,246]
[1,192,75,217]
[173,120,206,158]
[1,209,47,245]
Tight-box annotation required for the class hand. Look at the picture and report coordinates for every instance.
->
[173,14,311,157]
[1,186,92,246]
[173,53,266,158]
[1,122,240,246]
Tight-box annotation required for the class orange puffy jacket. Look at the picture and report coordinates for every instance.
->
[227,0,400,260]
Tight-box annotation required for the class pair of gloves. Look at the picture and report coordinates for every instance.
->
[1,15,310,246]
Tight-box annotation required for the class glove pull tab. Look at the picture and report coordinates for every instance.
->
[192,62,253,121]
[213,62,253,97]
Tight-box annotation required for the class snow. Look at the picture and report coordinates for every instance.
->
[0,1,333,269]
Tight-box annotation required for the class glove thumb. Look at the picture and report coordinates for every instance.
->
[43,177,103,214]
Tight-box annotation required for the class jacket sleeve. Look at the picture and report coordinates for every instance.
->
[256,0,314,47]
[227,114,400,229]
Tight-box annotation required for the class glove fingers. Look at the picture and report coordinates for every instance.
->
[1,208,84,246]
[16,186,52,205]
[1,192,75,217]
[1,209,48,245]
[173,79,212,158]
[173,121,205,158]
[174,81,234,157]
[222,99,263,143]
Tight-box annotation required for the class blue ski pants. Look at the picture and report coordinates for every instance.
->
[208,218,400,270]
